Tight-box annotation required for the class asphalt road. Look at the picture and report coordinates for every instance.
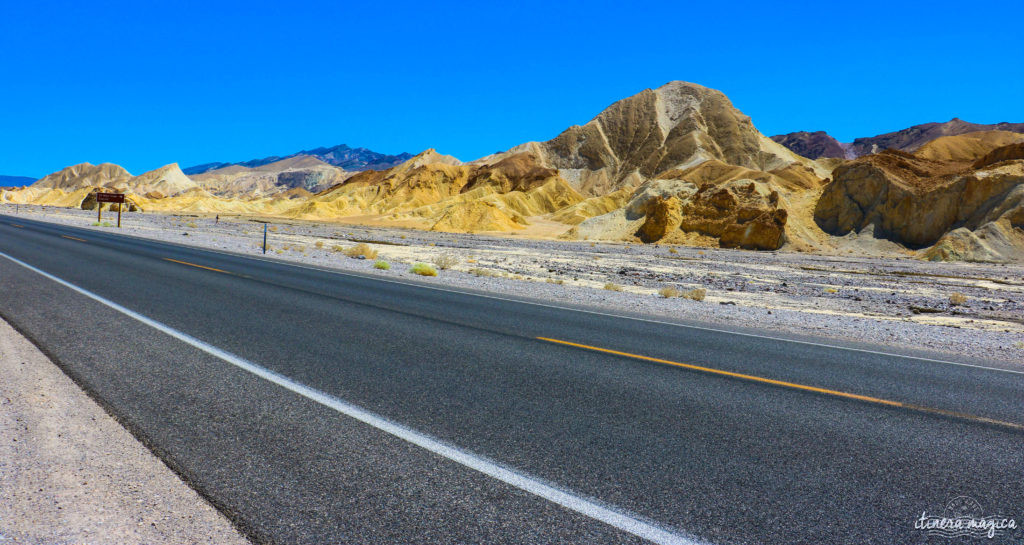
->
[1,213,1022,545]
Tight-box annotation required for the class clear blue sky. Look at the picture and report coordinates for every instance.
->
[2,0,1022,177]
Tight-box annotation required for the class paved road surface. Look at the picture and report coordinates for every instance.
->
[1,214,1022,544]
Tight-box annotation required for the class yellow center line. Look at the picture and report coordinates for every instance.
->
[10,224,24,228]
[61,235,87,242]
[537,336,1024,432]
[163,257,235,275]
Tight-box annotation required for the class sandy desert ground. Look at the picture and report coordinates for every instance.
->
[7,204,1023,366]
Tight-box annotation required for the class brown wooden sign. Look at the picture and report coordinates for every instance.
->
[96,192,125,204]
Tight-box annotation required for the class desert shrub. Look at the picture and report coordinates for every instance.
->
[345,243,378,259]
[546,278,564,285]
[315,241,324,249]
[603,282,623,292]
[268,225,278,232]
[681,288,707,301]
[410,263,437,276]
[373,260,390,270]
[949,292,968,305]
[668,247,678,254]
[186,222,197,228]
[658,287,680,298]
[824,287,838,294]
[432,253,459,270]
[469,268,498,277]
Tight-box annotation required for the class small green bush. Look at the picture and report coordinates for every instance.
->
[374,260,390,270]
[432,253,459,270]
[410,263,437,276]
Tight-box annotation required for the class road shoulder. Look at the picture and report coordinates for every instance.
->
[0,316,250,545]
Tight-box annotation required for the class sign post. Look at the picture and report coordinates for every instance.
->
[96,193,126,227]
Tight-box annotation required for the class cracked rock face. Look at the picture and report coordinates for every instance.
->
[634,182,787,250]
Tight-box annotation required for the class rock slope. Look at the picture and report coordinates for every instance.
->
[815,134,1024,261]
[485,81,814,196]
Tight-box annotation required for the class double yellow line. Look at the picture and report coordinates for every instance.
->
[537,337,1023,432]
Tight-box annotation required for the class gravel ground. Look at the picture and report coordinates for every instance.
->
[0,317,250,545]
[8,205,1024,365]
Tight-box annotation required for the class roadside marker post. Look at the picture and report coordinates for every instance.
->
[263,223,268,254]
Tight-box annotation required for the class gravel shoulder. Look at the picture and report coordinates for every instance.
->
[0,317,250,545]
[7,205,1024,366]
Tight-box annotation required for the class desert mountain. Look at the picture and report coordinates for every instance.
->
[482,81,816,197]
[284,149,584,233]
[118,163,197,197]
[10,83,1022,262]
[192,156,349,198]
[815,131,1024,261]
[33,162,133,190]
[183,144,413,175]
[773,119,1024,159]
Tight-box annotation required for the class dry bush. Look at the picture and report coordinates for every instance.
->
[410,263,437,276]
[186,222,197,228]
[658,287,680,298]
[432,253,459,270]
[949,292,968,305]
[681,288,707,301]
[345,243,378,259]
[546,278,564,285]
[603,282,623,292]
[824,287,838,294]
[668,247,678,254]
[469,268,499,277]
[315,241,324,249]
[268,225,278,232]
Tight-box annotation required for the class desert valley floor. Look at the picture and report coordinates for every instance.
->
[9,204,1022,365]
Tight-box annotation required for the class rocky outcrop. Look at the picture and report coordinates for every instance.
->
[814,149,1024,255]
[770,131,849,159]
[973,142,1024,169]
[638,196,682,242]
[676,183,787,250]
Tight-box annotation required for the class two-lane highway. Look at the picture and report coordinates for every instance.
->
[2,214,1022,544]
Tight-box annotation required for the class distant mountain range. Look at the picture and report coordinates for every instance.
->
[772,119,1024,159]
[0,175,38,187]
[183,144,413,175]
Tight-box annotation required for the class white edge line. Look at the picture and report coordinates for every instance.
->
[8,216,1024,377]
[0,250,704,545]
